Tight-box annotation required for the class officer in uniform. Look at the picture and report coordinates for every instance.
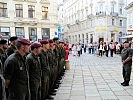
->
[59,41,66,75]
[39,40,52,100]
[53,38,60,81]
[49,40,57,83]
[0,40,6,100]
[121,41,132,86]
[26,42,42,100]
[0,40,8,65]
[6,36,18,56]
[4,38,31,100]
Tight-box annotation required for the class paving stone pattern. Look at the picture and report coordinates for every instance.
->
[54,53,133,100]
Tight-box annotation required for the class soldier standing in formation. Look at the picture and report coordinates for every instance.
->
[26,42,42,100]
[0,40,7,100]
[4,38,31,100]
[6,36,18,56]
[0,37,67,100]
[39,40,51,100]
[121,41,132,86]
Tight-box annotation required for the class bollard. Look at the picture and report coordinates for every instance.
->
[65,60,70,70]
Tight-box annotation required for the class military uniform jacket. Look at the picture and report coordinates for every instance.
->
[4,51,29,92]
[6,44,17,56]
[26,52,41,82]
[38,50,50,75]
[121,48,132,66]
[0,59,6,100]
[48,49,56,67]
[0,48,7,65]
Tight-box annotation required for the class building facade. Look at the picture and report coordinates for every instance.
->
[125,2,133,36]
[60,0,127,44]
[0,0,58,41]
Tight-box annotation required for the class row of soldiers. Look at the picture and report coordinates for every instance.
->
[0,36,66,100]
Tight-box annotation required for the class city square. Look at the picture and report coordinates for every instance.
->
[55,53,133,100]
[0,0,133,100]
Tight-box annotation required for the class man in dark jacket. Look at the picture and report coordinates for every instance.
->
[39,40,52,100]
[6,36,18,56]
[0,39,8,65]
[121,41,132,86]
[26,42,42,100]
[4,38,31,100]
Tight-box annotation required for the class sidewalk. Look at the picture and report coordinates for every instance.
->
[54,53,133,100]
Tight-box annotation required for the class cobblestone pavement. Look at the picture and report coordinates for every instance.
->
[54,53,133,100]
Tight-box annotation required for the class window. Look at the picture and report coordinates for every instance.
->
[120,20,122,26]
[29,27,37,41]
[42,6,48,19]
[42,28,50,39]
[112,19,114,25]
[15,27,25,37]
[15,4,23,17]
[119,7,122,15]
[0,27,10,37]
[0,2,7,17]
[111,2,115,13]
[28,5,35,18]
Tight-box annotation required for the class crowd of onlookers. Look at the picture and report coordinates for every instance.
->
[69,41,133,57]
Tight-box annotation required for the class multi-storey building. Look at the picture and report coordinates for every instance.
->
[125,1,133,36]
[60,0,127,43]
[0,0,58,41]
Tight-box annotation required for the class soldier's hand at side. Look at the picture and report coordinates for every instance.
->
[5,79,10,88]
[122,60,125,64]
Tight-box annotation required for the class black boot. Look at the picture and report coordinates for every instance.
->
[122,81,129,86]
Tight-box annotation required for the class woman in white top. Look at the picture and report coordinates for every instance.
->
[98,42,103,57]
[72,44,77,56]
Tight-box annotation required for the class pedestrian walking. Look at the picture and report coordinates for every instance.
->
[4,38,31,100]
[84,44,87,53]
[77,43,81,57]
[121,41,132,86]
[109,42,114,57]
[105,43,110,57]
[98,42,103,57]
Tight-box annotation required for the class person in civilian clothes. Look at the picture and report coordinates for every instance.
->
[109,42,114,57]
[105,43,110,57]
[98,42,103,57]
[26,42,42,100]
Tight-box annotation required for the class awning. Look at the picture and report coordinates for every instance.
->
[119,35,133,39]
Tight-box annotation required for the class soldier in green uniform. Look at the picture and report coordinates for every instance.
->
[49,40,57,81]
[0,39,9,99]
[121,41,132,86]
[26,42,42,100]
[4,38,31,100]
[0,40,7,100]
[53,38,61,80]
[39,40,52,100]
[0,40,8,65]
[6,36,18,56]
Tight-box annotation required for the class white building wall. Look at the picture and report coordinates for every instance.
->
[0,0,58,40]
[60,0,127,43]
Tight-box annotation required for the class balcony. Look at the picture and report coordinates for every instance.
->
[96,12,106,16]
[110,12,118,17]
